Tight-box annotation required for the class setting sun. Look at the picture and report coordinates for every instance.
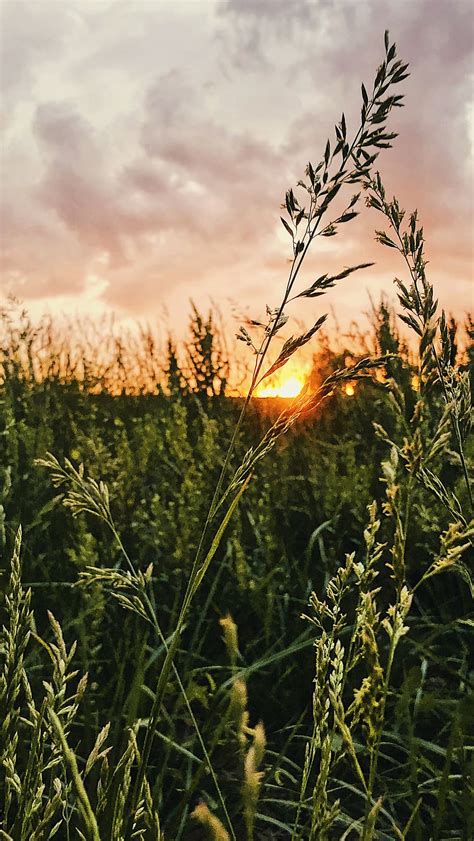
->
[257,375,305,399]
[343,383,356,397]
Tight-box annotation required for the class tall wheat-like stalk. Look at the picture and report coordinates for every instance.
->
[125,33,409,828]
[293,173,472,839]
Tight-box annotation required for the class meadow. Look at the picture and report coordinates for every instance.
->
[1,33,473,841]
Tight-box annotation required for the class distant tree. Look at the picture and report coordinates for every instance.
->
[448,315,458,367]
[165,339,185,396]
[465,314,474,390]
[185,303,229,398]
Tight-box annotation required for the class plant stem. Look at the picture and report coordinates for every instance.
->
[49,709,100,841]
[361,615,398,841]
[385,209,472,512]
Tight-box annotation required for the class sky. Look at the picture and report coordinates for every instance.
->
[1,0,473,338]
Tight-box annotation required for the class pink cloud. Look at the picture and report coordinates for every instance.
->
[0,0,472,331]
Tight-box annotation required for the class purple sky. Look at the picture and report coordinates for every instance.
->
[1,0,473,336]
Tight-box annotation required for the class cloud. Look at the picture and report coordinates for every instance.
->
[0,0,472,330]
[4,68,287,316]
[215,0,319,69]
[32,102,130,264]
[0,0,78,112]
[101,69,288,313]
[226,0,474,314]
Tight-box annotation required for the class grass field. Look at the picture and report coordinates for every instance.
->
[1,32,473,841]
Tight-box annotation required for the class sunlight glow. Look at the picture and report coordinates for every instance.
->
[257,375,305,399]
[343,383,355,397]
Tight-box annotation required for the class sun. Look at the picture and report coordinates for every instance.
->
[257,375,305,399]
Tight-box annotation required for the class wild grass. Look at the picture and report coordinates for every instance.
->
[1,32,473,840]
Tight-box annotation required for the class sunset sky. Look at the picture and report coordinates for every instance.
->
[1,0,473,338]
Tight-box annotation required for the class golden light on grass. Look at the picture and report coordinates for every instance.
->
[257,374,305,399]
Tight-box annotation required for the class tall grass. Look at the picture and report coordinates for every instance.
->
[1,32,472,841]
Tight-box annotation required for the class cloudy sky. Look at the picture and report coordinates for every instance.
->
[1,0,473,336]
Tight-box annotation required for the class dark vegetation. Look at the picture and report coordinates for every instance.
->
[1,302,472,839]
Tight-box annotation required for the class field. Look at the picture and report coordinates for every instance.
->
[1,33,473,841]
